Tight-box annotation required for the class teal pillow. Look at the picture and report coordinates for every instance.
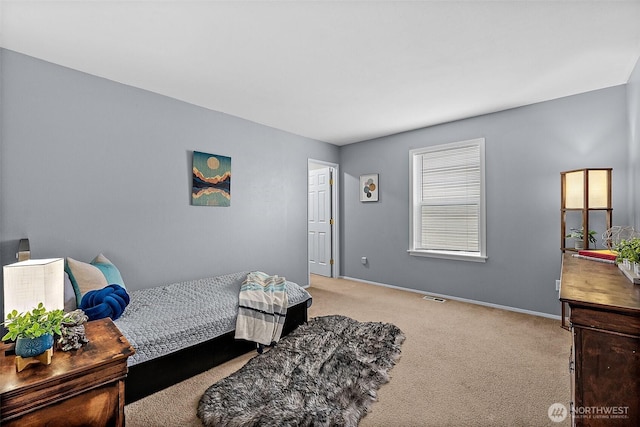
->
[65,254,126,307]
[91,263,125,288]
[91,256,126,290]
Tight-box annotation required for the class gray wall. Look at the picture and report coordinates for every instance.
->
[1,48,637,320]
[339,86,630,316]
[628,56,640,229]
[0,49,339,302]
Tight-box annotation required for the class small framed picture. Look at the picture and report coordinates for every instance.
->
[360,174,379,202]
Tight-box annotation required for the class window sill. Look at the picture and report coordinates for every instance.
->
[408,249,488,263]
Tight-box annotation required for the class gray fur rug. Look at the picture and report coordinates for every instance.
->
[197,315,405,427]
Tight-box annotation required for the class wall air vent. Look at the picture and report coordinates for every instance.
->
[423,295,446,303]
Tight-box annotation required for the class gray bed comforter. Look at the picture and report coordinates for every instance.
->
[114,271,312,367]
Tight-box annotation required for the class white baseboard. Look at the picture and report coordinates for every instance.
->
[339,276,561,321]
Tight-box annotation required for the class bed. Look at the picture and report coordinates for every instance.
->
[113,271,312,403]
[62,255,312,403]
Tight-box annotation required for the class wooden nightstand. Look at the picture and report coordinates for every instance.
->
[0,318,134,427]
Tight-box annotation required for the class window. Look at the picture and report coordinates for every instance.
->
[409,138,487,262]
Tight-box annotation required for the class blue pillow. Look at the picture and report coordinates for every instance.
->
[80,284,130,321]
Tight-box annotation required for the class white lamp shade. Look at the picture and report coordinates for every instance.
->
[3,258,64,317]
[564,170,585,209]
[587,169,609,208]
[564,169,610,209]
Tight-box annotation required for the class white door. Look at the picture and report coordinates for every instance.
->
[308,167,332,276]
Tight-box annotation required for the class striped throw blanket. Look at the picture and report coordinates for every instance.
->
[235,271,289,346]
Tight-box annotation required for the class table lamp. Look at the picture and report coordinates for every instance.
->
[3,258,65,317]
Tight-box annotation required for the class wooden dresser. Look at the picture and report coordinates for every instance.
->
[0,318,134,426]
[560,254,640,426]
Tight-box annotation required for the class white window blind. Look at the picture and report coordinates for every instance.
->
[409,138,486,262]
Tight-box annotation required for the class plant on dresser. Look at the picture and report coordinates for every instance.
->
[615,237,640,275]
[2,303,65,357]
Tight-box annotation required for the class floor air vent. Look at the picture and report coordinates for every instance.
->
[423,295,446,303]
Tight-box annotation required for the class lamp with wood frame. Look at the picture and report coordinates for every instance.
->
[560,168,612,252]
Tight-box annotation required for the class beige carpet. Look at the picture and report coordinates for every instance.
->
[125,275,571,426]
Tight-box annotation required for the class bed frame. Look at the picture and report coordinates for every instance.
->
[124,299,309,403]
[6,240,309,404]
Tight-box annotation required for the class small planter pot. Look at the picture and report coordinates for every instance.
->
[15,333,54,358]
[574,241,584,250]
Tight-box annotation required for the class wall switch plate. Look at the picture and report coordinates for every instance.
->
[555,280,561,291]
[361,257,367,264]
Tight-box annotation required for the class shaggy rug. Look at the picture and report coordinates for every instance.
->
[197,315,405,427]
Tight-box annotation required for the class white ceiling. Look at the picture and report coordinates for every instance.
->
[1,1,640,146]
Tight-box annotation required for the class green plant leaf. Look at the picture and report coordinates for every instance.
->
[2,304,66,341]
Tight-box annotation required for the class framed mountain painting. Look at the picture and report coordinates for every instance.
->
[192,151,231,206]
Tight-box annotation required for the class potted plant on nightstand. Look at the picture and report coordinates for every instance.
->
[2,303,65,358]
[566,227,597,250]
